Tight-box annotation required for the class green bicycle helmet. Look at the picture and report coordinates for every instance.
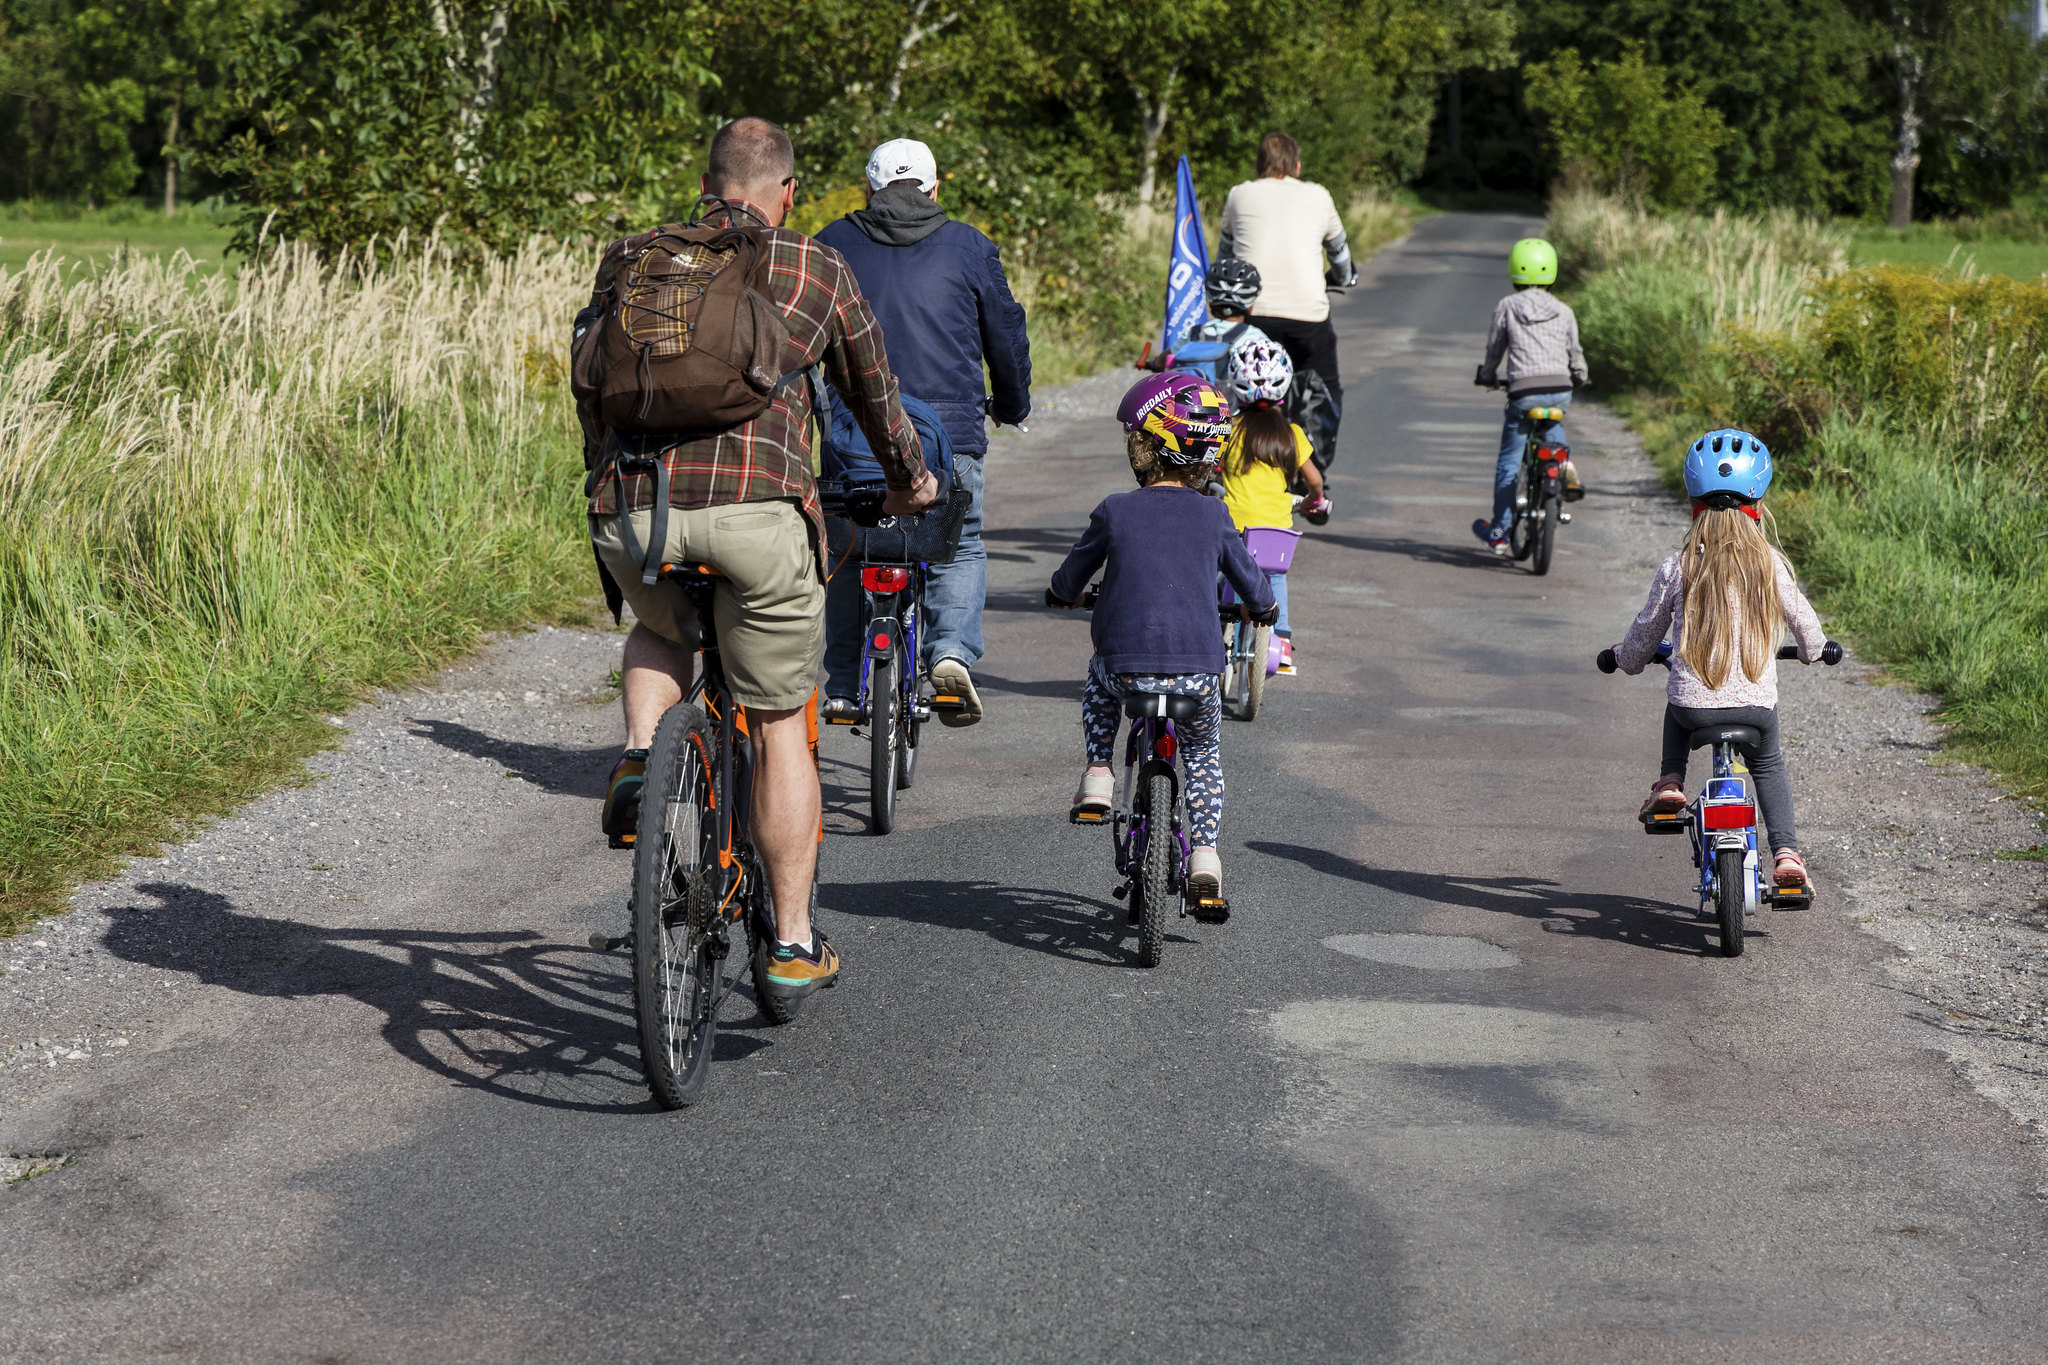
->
[1508,237,1558,287]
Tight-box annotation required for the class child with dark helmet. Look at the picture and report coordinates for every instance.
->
[1047,372,1277,897]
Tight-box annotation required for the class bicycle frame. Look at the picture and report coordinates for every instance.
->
[1689,744,1760,919]
[676,574,752,911]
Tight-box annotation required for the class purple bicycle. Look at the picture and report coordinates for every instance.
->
[1069,588,1228,967]
[1218,526,1299,722]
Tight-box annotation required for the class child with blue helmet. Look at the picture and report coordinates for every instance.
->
[1607,430,1828,890]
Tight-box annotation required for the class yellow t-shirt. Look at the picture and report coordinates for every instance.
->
[1221,422,1313,531]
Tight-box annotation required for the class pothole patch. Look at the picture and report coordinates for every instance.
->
[1323,933,1520,970]
[3,1153,69,1185]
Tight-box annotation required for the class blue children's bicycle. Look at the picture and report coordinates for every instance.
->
[1218,525,1299,722]
[1069,585,1228,967]
[1597,639,1842,956]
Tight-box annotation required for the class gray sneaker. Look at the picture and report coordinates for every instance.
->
[928,657,983,727]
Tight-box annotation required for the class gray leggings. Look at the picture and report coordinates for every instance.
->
[1661,704,1798,853]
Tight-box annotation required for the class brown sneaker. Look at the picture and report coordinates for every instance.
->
[1638,777,1686,819]
[1773,850,1810,889]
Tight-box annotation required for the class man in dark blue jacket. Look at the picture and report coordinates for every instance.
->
[815,138,1032,726]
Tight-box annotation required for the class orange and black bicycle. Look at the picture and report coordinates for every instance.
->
[611,562,818,1108]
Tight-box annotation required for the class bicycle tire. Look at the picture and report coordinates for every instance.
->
[1240,625,1271,722]
[1221,622,1247,718]
[1715,847,1746,958]
[898,681,919,790]
[1137,771,1174,968]
[1531,492,1559,576]
[869,652,899,834]
[1510,464,1536,561]
[631,703,728,1108]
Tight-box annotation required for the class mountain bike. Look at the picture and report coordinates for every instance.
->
[1507,404,1572,576]
[818,479,960,836]
[1068,586,1228,966]
[592,563,817,1108]
[1597,639,1843,957]
[1218,525,1299,722]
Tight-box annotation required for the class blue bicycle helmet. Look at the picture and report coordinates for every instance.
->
[1683,428,1772,504]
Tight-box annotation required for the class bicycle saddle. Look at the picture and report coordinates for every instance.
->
[1122,692,1205,721]
[1689,724,1762,750]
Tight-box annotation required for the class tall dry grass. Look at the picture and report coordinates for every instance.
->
[0,239,596,931]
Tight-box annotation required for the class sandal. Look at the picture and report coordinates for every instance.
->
[1638,777,1686,819]
[1773,850,1809,889]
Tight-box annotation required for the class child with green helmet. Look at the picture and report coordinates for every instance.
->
[1472,237,1589,554]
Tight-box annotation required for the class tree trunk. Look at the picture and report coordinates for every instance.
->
[1887,16,1923,228]
[886,0,962,111]
[1134,65,1179,207]
[162,101,180,218]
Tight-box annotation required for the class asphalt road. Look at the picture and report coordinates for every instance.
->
[5,213,2046,1363]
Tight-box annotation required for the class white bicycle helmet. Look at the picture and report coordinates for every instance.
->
[1225,337,1292,409]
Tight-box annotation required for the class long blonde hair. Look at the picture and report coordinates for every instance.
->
[1678,505,1786,689]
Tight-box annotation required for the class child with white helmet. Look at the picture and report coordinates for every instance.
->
[1608,429,1827,891]
[1219,338,1327,676]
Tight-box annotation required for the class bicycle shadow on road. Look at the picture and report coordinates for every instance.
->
[1246,841,1744,957]
[403,718,615,799]
[827,878,1189,969]
[99,881,742,1113]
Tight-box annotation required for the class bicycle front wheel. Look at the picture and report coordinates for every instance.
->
[869,652,900,834]
[1136,771,1175,968]
[631,703,730,1109]
[1240,624,1271,722]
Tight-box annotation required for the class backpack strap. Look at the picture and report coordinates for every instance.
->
[1223,321,1249,346]
[608,438,673,586]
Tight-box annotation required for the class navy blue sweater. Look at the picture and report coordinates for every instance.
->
[815,192,1031,456]
[1050,486,1276,676]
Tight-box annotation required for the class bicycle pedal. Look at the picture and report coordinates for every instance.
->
[1639,811,1687,835]
[1111,881,1128,900]
[825,714,861,726]
[1188,896,1230,924]
[608,832,637,849]
[929,694,966,710]
[1070,808,1109,825]
[1767,886,1814,911]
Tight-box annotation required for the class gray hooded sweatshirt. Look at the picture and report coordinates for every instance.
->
[1478,287,1590,397]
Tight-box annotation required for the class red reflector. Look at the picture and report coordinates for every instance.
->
[1545,464,1560,477]
[861,567,910,591]
[1702,803,1755,830]
[1155,731,1177,760]
[872,633,890,650]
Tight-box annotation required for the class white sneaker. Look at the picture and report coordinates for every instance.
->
[1187,846,1222,895]
[1071,766,1113,819]
[929,657,983,727]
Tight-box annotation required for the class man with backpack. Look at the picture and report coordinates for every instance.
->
[814,137,1032,728]
[580,117,935,998]
[1219,132,1355,481]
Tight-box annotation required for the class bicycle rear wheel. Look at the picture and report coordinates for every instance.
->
[631,703,732,1108]
[869,652,900,834]
[1531,492,1560,576]
[1714,847,1747,958]
[897,671,920,790]
[1509,464,1536,561]
[1136,772,1175,967]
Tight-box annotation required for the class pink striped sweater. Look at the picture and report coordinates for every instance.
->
[1615,550,1826,709]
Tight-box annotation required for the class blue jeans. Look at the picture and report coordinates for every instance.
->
[1489,391,1571,541]
[1268,571,1289,637]
[823,454,986,697]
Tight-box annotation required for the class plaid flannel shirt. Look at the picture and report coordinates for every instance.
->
[585,202,921,556]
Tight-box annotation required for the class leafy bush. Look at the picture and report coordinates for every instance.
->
[1523,47,1726,211]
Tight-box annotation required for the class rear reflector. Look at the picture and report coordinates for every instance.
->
[861,567,910,592]
[1701,803,1755,830]
[1155,731,1177,760]
[872,633,890,650]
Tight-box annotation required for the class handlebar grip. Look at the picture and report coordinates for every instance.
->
[1082,584,1100,610]
[1596,648,1618,675]
[1822,640,1843,666]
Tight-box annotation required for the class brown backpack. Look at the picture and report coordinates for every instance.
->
[571,223,799,433]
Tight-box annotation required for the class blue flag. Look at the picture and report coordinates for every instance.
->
[1161,155,1209,353]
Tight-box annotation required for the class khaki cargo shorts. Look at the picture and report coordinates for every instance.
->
[591,498,823,712]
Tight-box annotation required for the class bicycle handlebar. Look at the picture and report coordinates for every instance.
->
[1598,640,1843,673]
[818,467,954,528]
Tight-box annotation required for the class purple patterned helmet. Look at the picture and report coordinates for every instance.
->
[1116,371,1233,465]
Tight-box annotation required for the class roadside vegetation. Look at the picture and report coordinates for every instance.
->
[0,240,594,934]
[1552,191,2048,803]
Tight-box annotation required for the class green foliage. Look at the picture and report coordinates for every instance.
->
[211,1,711,257]
[0,238,597,932]
[1523,46,1725,210]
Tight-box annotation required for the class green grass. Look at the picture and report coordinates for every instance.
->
[1849,226,2048,280]
[0,238,598,936]
[0,200,237,275]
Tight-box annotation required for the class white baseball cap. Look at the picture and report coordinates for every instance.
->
[865,138,939,193]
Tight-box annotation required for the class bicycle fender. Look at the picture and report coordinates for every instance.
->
[1136,756,1181,806]
[864,616,901,660]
